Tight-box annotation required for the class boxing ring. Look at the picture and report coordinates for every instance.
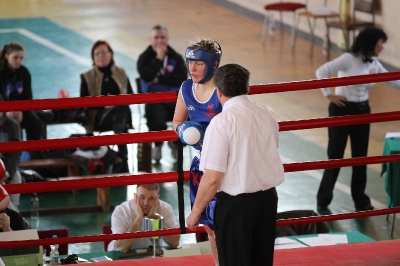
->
[1,72,400,264]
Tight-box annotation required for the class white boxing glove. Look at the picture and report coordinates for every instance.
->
[176,121,205,150]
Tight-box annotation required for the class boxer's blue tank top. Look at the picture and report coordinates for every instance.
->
[181,79,221,130]
[181,79,222,229]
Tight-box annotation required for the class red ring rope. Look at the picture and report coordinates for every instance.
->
[1,206,400,249]
[1,72,399,249]
[0,111,399,154]
[3,153,400,194]
[0,72,399,112]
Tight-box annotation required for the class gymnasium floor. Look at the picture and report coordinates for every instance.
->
[2,0,400,255]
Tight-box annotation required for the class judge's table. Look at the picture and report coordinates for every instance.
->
[381,136,400,208]
[381,135,400,236]
[52,231,374,263]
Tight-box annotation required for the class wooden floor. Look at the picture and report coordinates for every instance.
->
[2,0,400,255]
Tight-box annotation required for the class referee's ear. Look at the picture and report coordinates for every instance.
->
[216,87,222,99]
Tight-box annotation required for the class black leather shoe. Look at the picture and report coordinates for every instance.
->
[356,205,374,211]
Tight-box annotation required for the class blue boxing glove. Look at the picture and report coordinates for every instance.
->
[176,121,205,150]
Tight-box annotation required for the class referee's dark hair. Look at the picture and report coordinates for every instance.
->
[214,64,250,98]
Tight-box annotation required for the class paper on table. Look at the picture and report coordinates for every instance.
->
[91,256,112,262]
[297,234,348,247]
[77,257,89,262]
[275,237,298,245]
[177,241,212,255]
[274,237,308,249]
[163,247,202,258]
[386,132,400,139]
[320,234,348,244]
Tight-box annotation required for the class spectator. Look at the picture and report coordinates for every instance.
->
[0,42,42,141]
[0,181,26,232]
[315,27,400,212]
[0,95,22,210]
[137,25,187,163]
[108,183,180,253]
[80,40,134,173]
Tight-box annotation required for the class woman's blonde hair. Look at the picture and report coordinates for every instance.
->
[189,38,220,52]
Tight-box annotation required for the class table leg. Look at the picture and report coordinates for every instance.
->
[391,213,395,237]
[97,187,111,212]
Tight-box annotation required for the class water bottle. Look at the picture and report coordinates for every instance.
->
[49,235,59,265]
[30,193,39,228]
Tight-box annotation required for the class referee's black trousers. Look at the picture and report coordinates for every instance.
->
[214,188,278,266]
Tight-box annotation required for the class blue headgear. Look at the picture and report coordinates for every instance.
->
[185,44,222,84]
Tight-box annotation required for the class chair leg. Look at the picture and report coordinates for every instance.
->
[294,15,302,51]
[326,26,331,61]
[306,17,315,57]
[291,13,297,49]
[342,29,349,51]
[391,213,395,237]
[261,13,269,43]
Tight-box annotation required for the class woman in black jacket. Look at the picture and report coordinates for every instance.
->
[0,42,42,141]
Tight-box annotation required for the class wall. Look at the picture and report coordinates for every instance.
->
[225,0,400,69]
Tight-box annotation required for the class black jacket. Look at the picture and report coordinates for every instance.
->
[0,65,33,101]
[137,45,187,87]
[0,208,26,232]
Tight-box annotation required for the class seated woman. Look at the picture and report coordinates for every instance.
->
[0,42,42,141]
[80,40,134,172]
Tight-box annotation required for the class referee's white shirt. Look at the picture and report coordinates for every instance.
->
[199,95,284,196]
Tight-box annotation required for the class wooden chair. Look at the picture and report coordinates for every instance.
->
[102,225,112,251]
[325,0,377,60]
[20,158,80,177]
[296,0,340,56]
[38,228,69,256]
[261,1,307,49]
